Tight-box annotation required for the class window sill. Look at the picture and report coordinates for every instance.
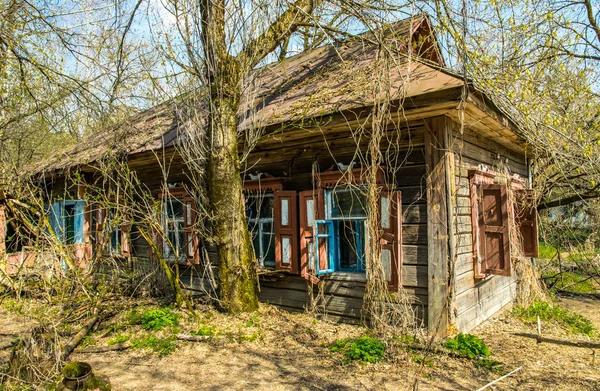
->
[323,271,367,282]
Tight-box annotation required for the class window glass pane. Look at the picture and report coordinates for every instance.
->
[338,220,365,271]
[282,237,291,264]
[306,199,315,227]
[64,204,76,245]
[330,189,367,219]
[281,199,289,226]
[380,195,390,229]
[167,199,184,219]
[262,231,275,268]
[186,202,192,226]
[245,197,258,220]
[259,196,274,219]
[381,249,392,282]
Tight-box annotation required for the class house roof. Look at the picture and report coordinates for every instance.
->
[33,15,519,174]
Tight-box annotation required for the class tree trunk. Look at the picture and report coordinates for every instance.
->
[207,94,258,313]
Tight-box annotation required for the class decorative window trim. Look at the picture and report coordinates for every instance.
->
[317,167,385,189]
[243,178,284,193]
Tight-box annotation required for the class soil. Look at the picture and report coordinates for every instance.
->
[1,298,599,391]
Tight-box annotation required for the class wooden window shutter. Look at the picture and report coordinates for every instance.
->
[380,189,402,291]
[478,184,511,276]
[95,207,106,253]
[515,189,539,258]
[73,201,86,245]
[274,191,298,273]
[120,208,131,258]
[299,189,324,281]
[183,195,199,264]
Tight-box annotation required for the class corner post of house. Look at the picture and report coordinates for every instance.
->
[425,116,450,338]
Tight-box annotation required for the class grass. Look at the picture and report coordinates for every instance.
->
[194,325,216,337]
[444,333,491,359]
[107,334,130,345]
[330,336,386,363]
[538,242,558,259]
[513,301,596,336]
[131,335,177,356]
[127,306,179,331]
[545,271,596,294]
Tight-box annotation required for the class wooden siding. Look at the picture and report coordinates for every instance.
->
[450,121,525,332]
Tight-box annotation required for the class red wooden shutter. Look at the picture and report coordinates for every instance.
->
[274,191,298,273]
[95,207,106,254]
[183,195,199,264]
[299,189,324,281]
[478,184,511,276]
[515,189,539,258]
[380,189,402,291]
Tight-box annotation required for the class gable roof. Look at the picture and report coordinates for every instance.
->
[33,15,519,174]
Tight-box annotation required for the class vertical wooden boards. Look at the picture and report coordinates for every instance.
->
[425,116,450,337]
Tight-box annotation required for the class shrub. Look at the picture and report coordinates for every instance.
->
[131,335,177,356]
[330,336,386,363]
[513,301,596,336]
[139,307,179,331]
[444,333,490,359]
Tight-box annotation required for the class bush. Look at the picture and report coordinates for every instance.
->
[513,301,596,336]
[330,336,386,363]
[445,333,491,359]
[139,307,179,331]
[131,335,177,356]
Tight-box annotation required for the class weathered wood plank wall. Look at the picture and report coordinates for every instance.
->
[450,120,525,332]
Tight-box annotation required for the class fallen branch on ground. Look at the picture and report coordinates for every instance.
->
[74,342,131,353]
[514,333,600,348]
[176,334,210,342]
[62,314,100,360]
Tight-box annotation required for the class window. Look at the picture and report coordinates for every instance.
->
[245,193,275,268]
[161,191,197,263]
[95,206,130,257]
[49,200,85,245]
[244,190,299,272]
[469,170,511,278]
[299,181,402,291]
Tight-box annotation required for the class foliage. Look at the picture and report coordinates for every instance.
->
[131,335,177,356]
[194,325,215,337]
[538,243,558,259]
[330,336,386,363]
[107,334,130,345]
[544,271,596,294]
[444,333,491,359]
[513,301,596,336]
[411,354,433,367]
[138,307,179,331]
[476,358,504,374]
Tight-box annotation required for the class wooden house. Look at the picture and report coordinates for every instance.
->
[1,15,539,335]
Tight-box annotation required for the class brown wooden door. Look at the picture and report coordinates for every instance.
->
[478,184,511,276]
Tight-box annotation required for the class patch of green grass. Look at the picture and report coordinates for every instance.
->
[330,336,386,363]
[545,271,596,294]
[411,354,433,367]
[246,315,260,328]
[513,301,596,336]
[194,325,215,337]
[444,333,491,359]
[131,335,177,356]
[238,332,262,343]
[476,358,504,374]
[397,334,416,344]
[138,307,179,331]
[80,335,97,348]
[538,242,558,259]
[127,307,143,325]
[107,334,129,345]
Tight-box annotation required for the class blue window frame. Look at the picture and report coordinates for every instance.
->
[313,188,367,275]
[49,200,85,245]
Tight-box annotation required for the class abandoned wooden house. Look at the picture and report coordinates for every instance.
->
[0,15,539,335]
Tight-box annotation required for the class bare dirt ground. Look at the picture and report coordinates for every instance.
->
[1,297,600,391]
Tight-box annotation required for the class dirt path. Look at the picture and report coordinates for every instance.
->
[2,299,600,391]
